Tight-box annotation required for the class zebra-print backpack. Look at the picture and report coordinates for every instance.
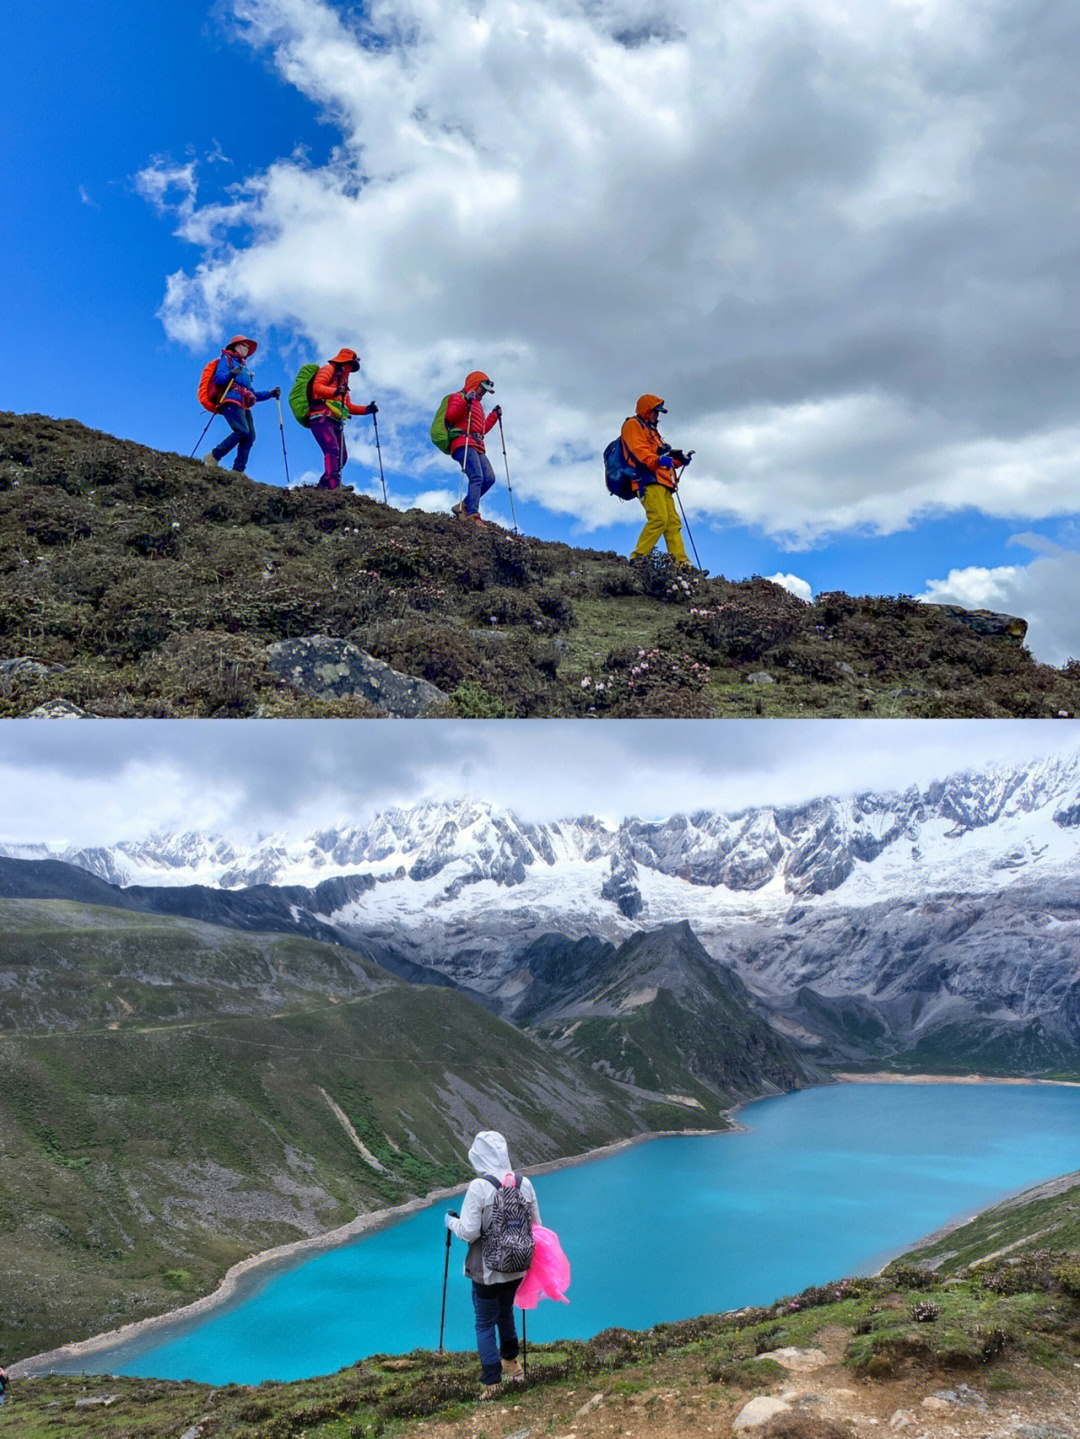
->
[480,1172,535,1274]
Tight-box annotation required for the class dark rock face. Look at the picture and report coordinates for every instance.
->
[266,635,448,716]
[601,851,643,918]
[932,605,1028,643]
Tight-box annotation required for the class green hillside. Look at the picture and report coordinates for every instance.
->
[2,410,1075,717]
[0,900,712,1360]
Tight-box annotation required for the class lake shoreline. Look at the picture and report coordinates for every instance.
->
[13,1120,733,1378]
[18,1073,1078,1378]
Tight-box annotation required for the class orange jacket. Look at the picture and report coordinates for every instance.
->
[310,360,371,420]
[620,394,674,490]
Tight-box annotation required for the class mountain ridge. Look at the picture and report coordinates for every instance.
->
[3,408,1071,718]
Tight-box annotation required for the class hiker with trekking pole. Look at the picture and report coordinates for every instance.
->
[443,1131,540,1400]
[620,394,699,569]
[195,336,281,475]
[431,372,502,525]
[304,348,378,491]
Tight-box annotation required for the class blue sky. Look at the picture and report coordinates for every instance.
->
[4,0,1080,661]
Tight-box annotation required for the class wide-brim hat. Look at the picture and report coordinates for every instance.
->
[330,348,361,370]
[225,335,257,356]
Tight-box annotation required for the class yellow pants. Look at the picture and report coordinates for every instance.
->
[631,484,689,565]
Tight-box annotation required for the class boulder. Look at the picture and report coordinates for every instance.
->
[266,635,449,716]
[27,699,90,718]
[733,1396,792,1431]
[932,604,1028,643]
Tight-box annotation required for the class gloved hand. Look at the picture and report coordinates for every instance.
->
[271,387,281,400]
[444,1211,458,1229]
[656,455,675,470]
[491,404,502,420]
[368,401,378,415]
[668,448,690,467]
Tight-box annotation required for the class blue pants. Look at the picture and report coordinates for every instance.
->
[454,445,496,515]
[471,1279,521,1385]
[212,405,256,472]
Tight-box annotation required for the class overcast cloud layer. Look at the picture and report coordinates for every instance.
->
[1,720,1076,848]
[139,0,1080,556]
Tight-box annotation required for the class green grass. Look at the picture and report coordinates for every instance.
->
[5,1249,1080,1437]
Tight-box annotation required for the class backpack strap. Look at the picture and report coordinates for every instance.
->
[480,1173,502,1191]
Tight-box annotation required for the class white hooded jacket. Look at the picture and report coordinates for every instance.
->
[447,1131,541,1284]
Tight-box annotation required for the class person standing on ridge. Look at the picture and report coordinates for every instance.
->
[308,348,377,490]
[203,336,280,474]
[446,372,501,523]
[445,1130,539,1399]
[623,394,692,566]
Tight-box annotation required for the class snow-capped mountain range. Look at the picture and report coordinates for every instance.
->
[6,754,1080,941]
[5,753,1080,1071]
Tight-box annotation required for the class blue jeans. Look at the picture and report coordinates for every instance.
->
[213,405,256,472]
[471,1279,521,1385]
[454,445,496,515]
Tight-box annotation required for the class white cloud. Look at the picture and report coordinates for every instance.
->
[765,572,813,602]
[1,720,1076,846]
[141,0,1080,545]
[919,534,1080,665]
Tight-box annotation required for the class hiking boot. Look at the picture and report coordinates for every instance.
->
[479,1384,502,1401]
[465,513,486,526]
[501,1360,524,1383]
[204,452,220,469]
[452,500,465,518]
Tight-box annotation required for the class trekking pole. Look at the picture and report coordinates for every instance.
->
[189,379,234,457]
[372,409,387,505]
[275,397,291,487]
[521,1310,527,1380]
[438,1214,455,1353]
[673,460,702,569]
[496,414,519,534]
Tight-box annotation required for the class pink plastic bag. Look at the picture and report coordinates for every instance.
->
[516,1225,570,1309]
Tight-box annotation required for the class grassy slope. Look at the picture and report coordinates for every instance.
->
[0,901,710,1361]
[4,410,1080,716]
[5,1180,1080,1437]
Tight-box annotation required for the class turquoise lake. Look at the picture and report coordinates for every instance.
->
[65,1082,1080,1384]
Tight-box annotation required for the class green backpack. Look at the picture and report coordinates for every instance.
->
[289,363,320,428]
[430,393,465,454]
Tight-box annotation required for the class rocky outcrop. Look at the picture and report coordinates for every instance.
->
[265,635,449,716]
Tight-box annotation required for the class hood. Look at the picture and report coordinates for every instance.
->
[468,1130,511,1177]
[464,370,493,394]
[635,394,665,420]
[225,335,257,357]
[330,348,361,370]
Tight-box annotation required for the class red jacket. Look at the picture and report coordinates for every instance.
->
[310,362,371,421]
[445,370,498,455]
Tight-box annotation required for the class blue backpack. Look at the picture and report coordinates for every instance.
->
[604,435,643,500]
